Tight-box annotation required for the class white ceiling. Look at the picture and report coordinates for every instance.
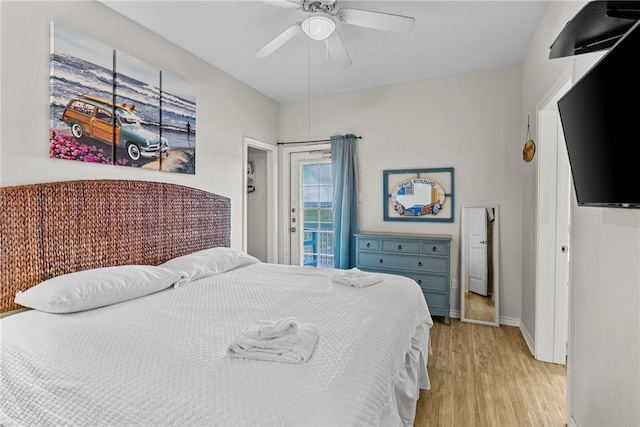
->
[99,0,550,103]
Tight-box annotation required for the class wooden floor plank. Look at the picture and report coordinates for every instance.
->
[416,319,566,427]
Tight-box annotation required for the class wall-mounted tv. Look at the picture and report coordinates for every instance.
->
[557,19,640,208]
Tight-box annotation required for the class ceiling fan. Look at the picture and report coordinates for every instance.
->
[254,0,415,68]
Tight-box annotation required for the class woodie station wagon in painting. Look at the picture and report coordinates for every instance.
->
[61,94,169,161]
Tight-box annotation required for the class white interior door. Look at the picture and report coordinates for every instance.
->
[536,74,572,365]
[554,116,571,364]
[289,150,333,267]
[468,207,488,296]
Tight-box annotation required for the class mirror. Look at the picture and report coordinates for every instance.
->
[460,205,500,326]
[391,178,446,217]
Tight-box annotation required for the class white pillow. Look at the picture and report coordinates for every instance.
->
[14,265,182,313]
[160,247,261,287]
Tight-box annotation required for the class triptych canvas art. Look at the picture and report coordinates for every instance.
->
[49,23,196,174]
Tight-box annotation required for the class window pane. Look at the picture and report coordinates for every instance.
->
[302,164,318,185]
[303,209,316,222]
[318,163,332,184]
[302,187,319,205]
[319,184,332,204]
[320,216,333,231]
[319,208,332,223]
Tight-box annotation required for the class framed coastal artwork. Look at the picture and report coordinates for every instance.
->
[383,168,455,222]
[49,22,196,174]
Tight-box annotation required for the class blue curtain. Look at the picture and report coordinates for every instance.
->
[331,134,358,269]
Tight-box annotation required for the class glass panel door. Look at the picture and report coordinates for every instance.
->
[290,151,333,267]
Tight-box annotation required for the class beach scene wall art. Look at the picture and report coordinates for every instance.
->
[49,22,196,174]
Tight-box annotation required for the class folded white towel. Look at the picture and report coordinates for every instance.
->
[258,317,299,339]
[228,321,319,364]
[338,267,366,276]
[332,268,384,288]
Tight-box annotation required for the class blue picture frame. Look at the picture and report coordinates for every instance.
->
[383,167,455,222]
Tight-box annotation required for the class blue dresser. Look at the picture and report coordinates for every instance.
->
[354,232,452,323]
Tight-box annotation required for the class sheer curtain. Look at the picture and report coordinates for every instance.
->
[331,134,358,269]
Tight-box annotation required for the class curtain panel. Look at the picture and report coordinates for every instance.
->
[331,134,358,269]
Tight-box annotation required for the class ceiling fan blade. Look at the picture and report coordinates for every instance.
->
[338,8,415,33]
[326,31,352,69]
[258,0,301,9]
[254,23,302,58]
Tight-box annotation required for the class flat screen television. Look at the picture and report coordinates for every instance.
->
[557,19,640,208]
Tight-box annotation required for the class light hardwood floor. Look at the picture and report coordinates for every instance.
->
[414,319,567,427]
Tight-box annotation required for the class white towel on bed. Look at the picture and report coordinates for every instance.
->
[228,321,319,364]
[258,317,299,339]
[332,268,384,288]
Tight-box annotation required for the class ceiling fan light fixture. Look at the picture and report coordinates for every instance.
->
[301,16,335,40]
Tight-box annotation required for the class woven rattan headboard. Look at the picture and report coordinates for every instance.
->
[0,179,231,313]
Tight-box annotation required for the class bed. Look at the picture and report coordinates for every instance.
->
[0,180,432,426]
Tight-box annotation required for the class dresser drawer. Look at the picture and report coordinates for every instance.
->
[357,252,448,273]
[422,290,447,311]
[381,239,420,254]
[421,241,449,256]
[357,237,380,251]
[406,273,448,291]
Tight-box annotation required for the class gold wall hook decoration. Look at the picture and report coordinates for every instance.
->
[523,139,536,163]
[523,115,536,163]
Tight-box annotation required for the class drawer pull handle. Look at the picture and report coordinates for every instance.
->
[367,243,371,247]
[432,246,437,252]
[417,279,422,285]
[398,245,402,250]
[379,259,384,264]
[418,261,423,267]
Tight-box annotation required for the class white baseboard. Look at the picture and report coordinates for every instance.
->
[519,322,535,356]
[499,315,520,327]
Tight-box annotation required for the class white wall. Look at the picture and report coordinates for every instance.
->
[521,2,640,425]
[280,66,524,320]
[0,1,279,249]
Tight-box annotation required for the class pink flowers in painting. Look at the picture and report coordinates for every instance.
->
[49,129,136,167]
[49,128,110,164]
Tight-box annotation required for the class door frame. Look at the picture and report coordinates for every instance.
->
[278,142,330,264]
[535,66,572,363]
[243,136,278,263]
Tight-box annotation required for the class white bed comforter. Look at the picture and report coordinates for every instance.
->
[1,263,432,427]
